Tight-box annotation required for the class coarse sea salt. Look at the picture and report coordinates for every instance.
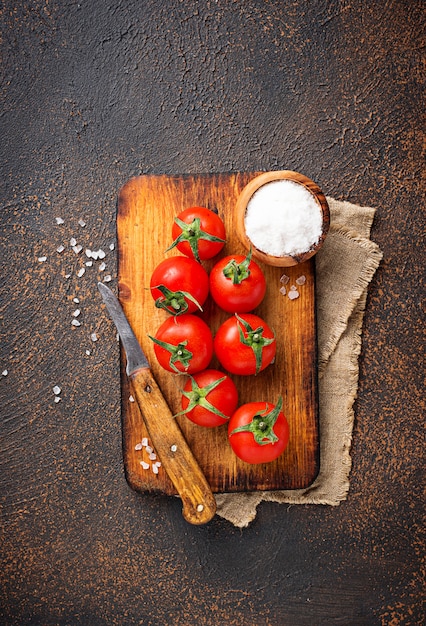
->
[244,180,323,257]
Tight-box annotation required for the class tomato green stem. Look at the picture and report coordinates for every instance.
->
[165,216,226,262]
[222,247,252,285]
[173,376,230,420]
[230,397,283,445]
[152,284,203,315]
[235,313,275,375]
[148,335,193,373]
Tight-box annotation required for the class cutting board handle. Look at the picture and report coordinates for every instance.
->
[130,367,217,525]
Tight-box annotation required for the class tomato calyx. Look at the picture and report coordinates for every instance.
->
[152,284,203,315]
[235,313,275,374]
[174,375,230,421]
[148,335,193,373]
[166,216,226,262]
[230,397,283,445]
[222,248,252,285]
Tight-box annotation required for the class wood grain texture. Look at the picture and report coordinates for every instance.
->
[117,173,319,494]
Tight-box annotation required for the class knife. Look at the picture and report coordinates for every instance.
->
[98,282,216,525]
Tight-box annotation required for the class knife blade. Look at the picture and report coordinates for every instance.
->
[98,282,216,525]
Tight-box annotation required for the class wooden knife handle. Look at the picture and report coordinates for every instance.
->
[129,367,217,525]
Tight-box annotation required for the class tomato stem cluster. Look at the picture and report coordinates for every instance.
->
[235,313,275,375]
[230,397,283,445]
[174,375,230,421]
[166,216,226,262]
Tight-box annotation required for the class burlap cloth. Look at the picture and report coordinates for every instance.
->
[215,197,383,527]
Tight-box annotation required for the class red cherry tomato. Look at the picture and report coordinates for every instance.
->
[150,256,209,315]
[214,313,276,375]
[228,397,289,464]
[149,314,213,374]
[167,207,226,261]
[209,249,266,313]
[177,369,239,427]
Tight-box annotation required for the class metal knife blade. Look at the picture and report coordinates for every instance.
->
[98,281,148,375]
[97,282,216,525]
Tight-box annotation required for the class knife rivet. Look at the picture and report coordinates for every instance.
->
[144,384,152,393]
[170,444,177,453]
[196,504,204,512]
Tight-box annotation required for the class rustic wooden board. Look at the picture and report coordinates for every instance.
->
[117,173,319,495]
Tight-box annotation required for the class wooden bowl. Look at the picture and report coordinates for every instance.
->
[236,170,330,267]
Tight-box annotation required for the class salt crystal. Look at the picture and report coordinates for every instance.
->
[296,275,306,285]
[2,370,8,376]
[85,249,92,258]
[55,217,64,225]
[78,219,86,227]
[140,461,150,470]
[91,333,98,342]
[72,245,83,254]
[154,461,161,468]
[109,243,115,250]
[85,350,91,356]
[70,237,77,247]
[65,273,71,279]
[99,261,106,271]
[245,180,323,256]
[38,256,47,262]
[148,452,157,461]
[103,275,112,282]
[71,319,81,326]
[56,245,65,253]
[152,465,159,475]
[85,261,93,267]
[97,249,106,259]
[54,396,62,403]
[145,446,153,454]
[288,290,300,300]
[72,309,81,317]
[134,442,143,451]
[73,297,80,304]
[91,250,99,260]
[141,437,148,447]
[77,267,85,277]
[279,286,286,296]
[280,274,290,284]
[53,385,61,395]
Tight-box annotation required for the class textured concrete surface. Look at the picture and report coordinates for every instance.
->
[1,1,424,624]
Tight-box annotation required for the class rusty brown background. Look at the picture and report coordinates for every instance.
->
[1,1,424,624]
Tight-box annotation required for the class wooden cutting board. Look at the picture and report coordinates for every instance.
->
[117,173,319,495]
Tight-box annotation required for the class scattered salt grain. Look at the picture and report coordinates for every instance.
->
[72,309,81,317]
[71,319,81,327]
[53,385,61,395]
[85,260,93,267]
[296,275,306,285]
[109,243,115,251]
[54,396,62,403]
[140,461,150,470]
[77,267,85,277]
[73,297,80,304]
[72,245,83,254]
[90,333,98,342]
[85,249,92,258]
[85,350,91,356]
[288,290,300,300]
[145,446,153,454]
[55,217,64,225]
[38,256,47,262]
[135,442,143,451]
[244,179,323,256]
[152,464,159,475]
[65,273,71,279]
[141,437,148,447]
[56,245,65,253]
[99,261,106,271]
[70,237,77,247]
[154,461,161,468]
[78,219,86,227]
[280,274,290,284]
[129,395,135,402]
[97,249,106,259]
[91,250,99,260]
[2,370,8,376]
[103,275,112,283]
[279,286,286,296]
[148,452,157,461]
